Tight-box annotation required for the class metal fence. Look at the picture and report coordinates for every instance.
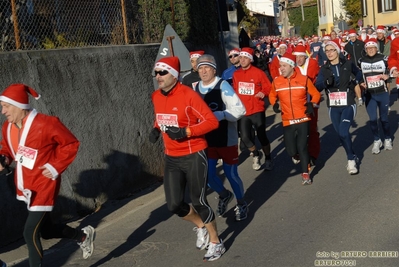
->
[0,0,134,51]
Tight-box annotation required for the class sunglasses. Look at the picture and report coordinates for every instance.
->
[229,54,239,59]
[154,70,169,76]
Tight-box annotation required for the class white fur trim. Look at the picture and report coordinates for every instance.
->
[280,57,295,67]
[0,96,30,109]
[240,51,253,61]
[154,62,179,78]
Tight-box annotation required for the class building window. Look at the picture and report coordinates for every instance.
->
[377,0,397,12]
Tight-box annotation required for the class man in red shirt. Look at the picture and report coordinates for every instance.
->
[293,44,321,166]
[233,47,273,171]
[149,56,224,261]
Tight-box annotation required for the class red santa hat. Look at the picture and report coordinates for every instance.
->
[280,53,296,67]
[322,34,331,41]
[189,50,205,59]
[325,40,341,54]
[228,48,240,56]
[292,45,308,57]
[393,29,399,35]
[154,56,180,79]
[376,25,386,34]
[0,83,40,109]
[365,38,378,48]
[348,29,357,37]
[240,47,254,61]
[279,43,287,49]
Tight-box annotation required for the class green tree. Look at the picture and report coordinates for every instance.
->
[288,4,319,37]
[342,0,362,29]
[237,0,260,37]
[137,0,219,45]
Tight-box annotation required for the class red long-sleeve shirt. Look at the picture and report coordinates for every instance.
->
[232,65,271,116]
[151,82,219,156]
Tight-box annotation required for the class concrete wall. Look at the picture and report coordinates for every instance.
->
[0,45,165,246]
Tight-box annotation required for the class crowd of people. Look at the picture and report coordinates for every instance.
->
[2,25,397,266]
[150,24,399,262]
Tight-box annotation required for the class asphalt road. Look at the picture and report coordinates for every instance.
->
[1,89,399,267]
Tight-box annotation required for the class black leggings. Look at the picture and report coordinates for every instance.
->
[239,111,270,148]
[163,150,215,224]
[24,211,83,267]
[283,122,310,173]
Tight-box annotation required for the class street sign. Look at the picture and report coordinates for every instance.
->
[357,19,363,27]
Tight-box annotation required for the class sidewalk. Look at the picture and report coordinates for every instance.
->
[0,181,165,266]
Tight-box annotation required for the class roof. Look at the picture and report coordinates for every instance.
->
[288,0,317,8]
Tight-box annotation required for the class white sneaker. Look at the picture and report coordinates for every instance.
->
[346,159,358,175]
[371,139,382,154]
[203,239,226,261]
[252,156,261,170]
[79,226,95,259]
[193,227,209,250]
[384,138,393,150]
[358,98,363,106]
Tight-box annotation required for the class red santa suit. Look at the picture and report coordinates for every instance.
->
[269,55,281,80]
[0,109,79,211]
[388,37,399,87]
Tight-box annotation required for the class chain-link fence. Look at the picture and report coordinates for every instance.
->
[0,0,138,51]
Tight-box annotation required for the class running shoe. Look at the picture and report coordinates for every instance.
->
[203,239,226,262]
[301,173,312,185]
[79,225,95,259]
[0,260,7,267]
[346,158,358,175]
[358,98,363,106]
[216,190,234,217]
[264,159,274,171]
[371,139,382,154]
[292,154,300,164]
[234,203,248,221]
[384,138,393,150]
[193,226,209,250]
[252,155,261,170]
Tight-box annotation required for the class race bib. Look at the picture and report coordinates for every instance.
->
[313,46,320,52]
[329,92,347,106]
[15,145,38,170]
[238,82,255,95]
[366,75,384,89]
[156,113,179,132]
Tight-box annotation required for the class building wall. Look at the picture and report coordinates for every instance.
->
[361,0,398,28]
[317,0,346,35]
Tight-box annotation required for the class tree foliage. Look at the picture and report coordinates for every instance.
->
[237,0,260,37]
[288,4,319,37]
[137,0,219,45]
[342,0,362,29]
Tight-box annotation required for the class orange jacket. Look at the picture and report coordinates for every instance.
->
[269,70,321,127]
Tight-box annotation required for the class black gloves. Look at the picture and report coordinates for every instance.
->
[165,126,187,140]
[305,102,315,116]
[149,128,161,143]
[273,102,281,113]
[324,75,334,88]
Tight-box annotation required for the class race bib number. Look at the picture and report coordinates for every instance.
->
[366,75,384,89]
[15,145,38,170]
[156,113,179,132]
[329,92,347,106]
[238,82,255,95]
[313,46,320,52]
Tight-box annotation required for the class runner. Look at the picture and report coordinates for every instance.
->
[181,50,204,89]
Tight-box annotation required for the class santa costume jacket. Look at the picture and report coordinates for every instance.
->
[0,109,80,211]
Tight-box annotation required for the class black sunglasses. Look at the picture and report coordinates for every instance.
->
[229,54,239,59]
[154,70,169,76]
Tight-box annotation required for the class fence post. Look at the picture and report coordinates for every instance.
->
[11,0,21,49]
[120,0,129,44]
